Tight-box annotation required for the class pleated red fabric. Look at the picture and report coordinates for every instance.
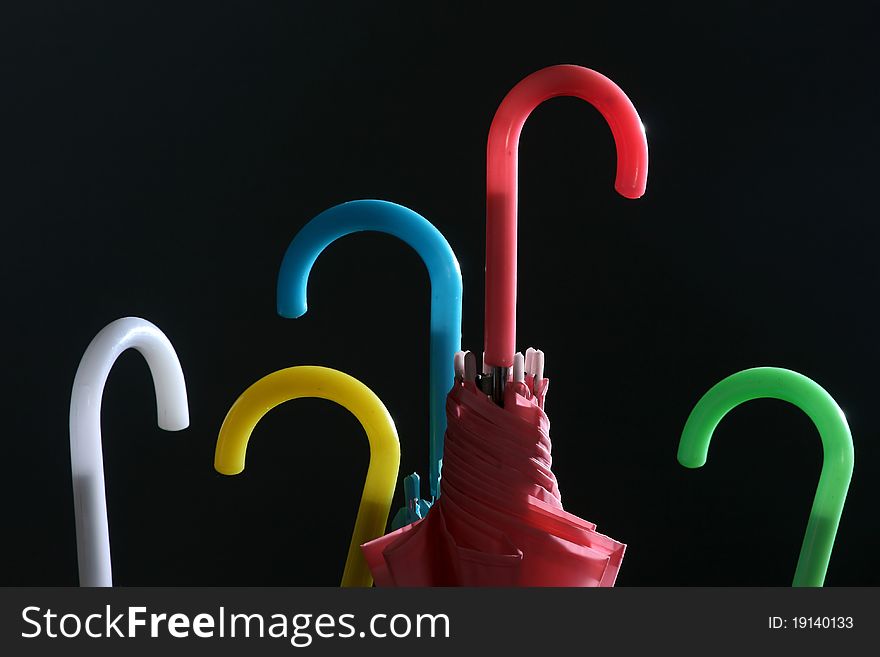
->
[361,377,625,586]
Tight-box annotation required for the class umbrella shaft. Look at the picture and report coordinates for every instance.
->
[491,366,508,406]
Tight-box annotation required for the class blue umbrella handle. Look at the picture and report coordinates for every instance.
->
[276,199,463,502]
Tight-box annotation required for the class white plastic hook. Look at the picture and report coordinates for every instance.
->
[534,349,545,382]
[454,351,466,381]
[513,352,525,383]
[525,347,537,377]
[69,317,189,587]
[464,351,477,384]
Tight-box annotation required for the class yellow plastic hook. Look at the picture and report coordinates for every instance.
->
[215,366,401,587]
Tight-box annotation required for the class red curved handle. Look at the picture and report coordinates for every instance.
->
[484,65,649,367]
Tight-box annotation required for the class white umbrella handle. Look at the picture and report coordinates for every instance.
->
[69,317,189,586]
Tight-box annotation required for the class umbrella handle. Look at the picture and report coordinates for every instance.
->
[678,367,854,587]
[214,366,401,588]
[484,65,648,369]
[276,199,462,501]
[70,317,190,587]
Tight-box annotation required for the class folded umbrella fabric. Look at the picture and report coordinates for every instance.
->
[362,377,625,586]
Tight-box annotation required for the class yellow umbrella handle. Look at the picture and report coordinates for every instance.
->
[214,366,401,587]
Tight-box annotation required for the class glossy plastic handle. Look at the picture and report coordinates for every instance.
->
[679,367,854,587]
[485,65,648,367]
[69,317,190,587]
[277,199,462,500]
[214,366,401,587]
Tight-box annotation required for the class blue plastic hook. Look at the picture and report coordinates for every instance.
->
[391,472,432,528]
[276,199,463,515]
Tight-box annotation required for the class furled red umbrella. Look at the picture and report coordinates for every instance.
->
[361,65,649,586]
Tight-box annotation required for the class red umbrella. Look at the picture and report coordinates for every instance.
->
[362,65,649,586]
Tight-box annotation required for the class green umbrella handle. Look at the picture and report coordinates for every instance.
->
[678,367,854,587]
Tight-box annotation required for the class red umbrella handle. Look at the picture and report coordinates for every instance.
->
[484,65,649,369]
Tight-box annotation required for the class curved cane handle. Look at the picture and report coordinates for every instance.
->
[70,317,190,587]
[276,199,461,500]
[215,366,401,587]
[485,65,648,367]
[679,367,854,586]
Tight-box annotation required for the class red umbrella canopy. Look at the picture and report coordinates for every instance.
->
[361,351,625,586]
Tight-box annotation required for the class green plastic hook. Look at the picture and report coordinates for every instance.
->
[678,367,854,587]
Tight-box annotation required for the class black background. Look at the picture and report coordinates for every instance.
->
[1,1,876,586]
